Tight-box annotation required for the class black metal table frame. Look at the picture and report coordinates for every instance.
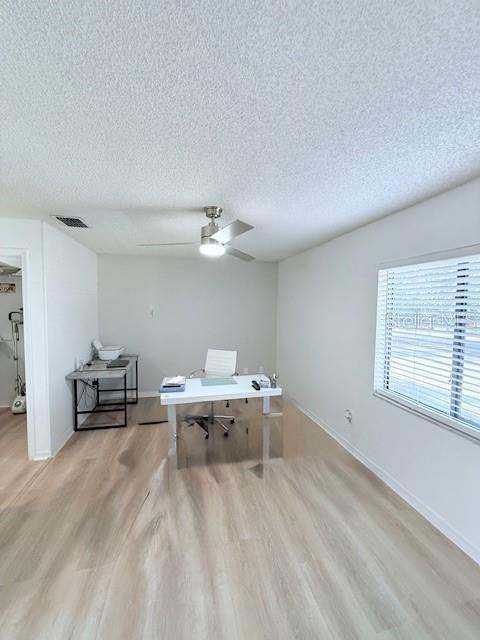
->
[96,357,139,407]
[73,358,138,431]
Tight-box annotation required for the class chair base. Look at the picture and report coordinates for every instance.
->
[184,413,235,439]
[184,400,235,438]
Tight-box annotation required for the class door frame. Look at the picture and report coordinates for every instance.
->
[1,247,43,459]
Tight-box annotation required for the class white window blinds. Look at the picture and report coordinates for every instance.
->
[374,252,480,439]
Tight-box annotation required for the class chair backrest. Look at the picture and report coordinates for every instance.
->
[204,349,237,377]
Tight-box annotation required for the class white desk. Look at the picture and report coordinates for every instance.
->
[160,374,282,446]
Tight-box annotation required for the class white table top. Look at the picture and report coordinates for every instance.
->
[160,374,282,405]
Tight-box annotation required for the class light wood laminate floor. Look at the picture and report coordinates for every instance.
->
[0,401,479,639]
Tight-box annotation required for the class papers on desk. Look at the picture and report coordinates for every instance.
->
[160,376,186,393]
[162,376,186,387]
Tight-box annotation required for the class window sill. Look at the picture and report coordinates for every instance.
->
[373,389,480,445]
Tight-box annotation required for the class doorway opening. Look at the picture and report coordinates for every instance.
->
[0,256,28,460]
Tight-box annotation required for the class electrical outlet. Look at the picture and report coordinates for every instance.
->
[345,409,352,423]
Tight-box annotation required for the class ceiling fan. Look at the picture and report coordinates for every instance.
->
[0,261,21,276]
[137,206,255,261]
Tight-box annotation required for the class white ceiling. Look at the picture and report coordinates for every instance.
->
[1,1,479,261]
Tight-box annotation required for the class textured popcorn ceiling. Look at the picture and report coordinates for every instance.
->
[1,1,480,260]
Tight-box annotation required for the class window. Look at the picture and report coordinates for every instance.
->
[374,251,480,440]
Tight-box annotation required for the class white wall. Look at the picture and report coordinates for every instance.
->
[0,219,51,457]
[277,177,480,564]
[43,225,98,454]
[98,255,278,392]
[0,274,24,406]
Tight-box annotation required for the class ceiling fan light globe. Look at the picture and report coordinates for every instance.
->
[199,242,225,257]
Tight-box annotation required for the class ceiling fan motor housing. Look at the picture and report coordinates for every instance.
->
[201,206,223,249]
[204,206,223,219]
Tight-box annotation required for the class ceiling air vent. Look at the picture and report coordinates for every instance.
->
[53,216,89,228]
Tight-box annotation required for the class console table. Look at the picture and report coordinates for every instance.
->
[66,355,138,431]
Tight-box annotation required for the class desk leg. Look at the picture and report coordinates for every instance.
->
[135,358,139,403]
[167,404,178,446]
[167,404,178,477]
[123,373,127,426]
[73,379,78,431]
[262,417,271,465]
[262,396,270,415]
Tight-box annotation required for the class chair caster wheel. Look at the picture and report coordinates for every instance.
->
[230,419,235,425]
[205,434,209,439]
[224,432,229,437]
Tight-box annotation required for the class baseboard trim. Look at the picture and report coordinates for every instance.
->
[32,450,51,461]
[288,396,480,567]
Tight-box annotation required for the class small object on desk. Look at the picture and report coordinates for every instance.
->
[92,339,125,361]
[160,376,186,393]
[107,358,129,368]
[251,380,261,391]
[159,384,185,393]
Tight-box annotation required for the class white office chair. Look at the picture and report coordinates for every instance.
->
[185,349,237,438]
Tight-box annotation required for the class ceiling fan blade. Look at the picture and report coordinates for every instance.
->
[224,246,255,262]
[0,262,21,275]
[210,219,253,244]
[136,242,196,247]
